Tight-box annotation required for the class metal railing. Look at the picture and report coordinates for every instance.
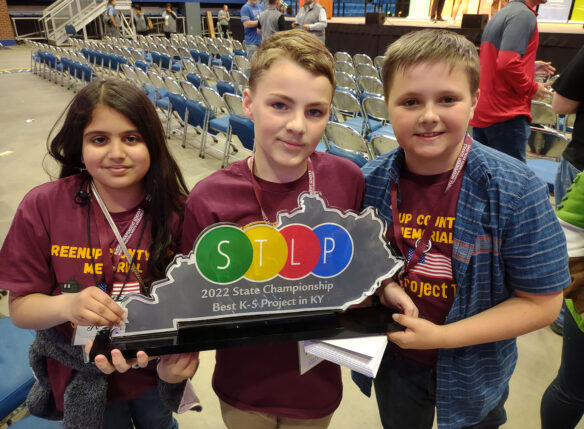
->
[41,0,133,45]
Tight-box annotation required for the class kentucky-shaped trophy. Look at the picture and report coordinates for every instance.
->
[89,193,404,360]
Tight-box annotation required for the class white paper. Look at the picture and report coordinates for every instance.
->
[297,341,324,375]
[303,335,387,378]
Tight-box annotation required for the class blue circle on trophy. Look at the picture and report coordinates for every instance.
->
[312,223,353,277]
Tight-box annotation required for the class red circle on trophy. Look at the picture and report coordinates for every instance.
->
[279,224,321,280]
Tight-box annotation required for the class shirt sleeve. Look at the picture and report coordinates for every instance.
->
[501,174,570,294]
[552,46,584,102]
[0,191,55,297]
[494,12,538,98]
[241,5,252,22]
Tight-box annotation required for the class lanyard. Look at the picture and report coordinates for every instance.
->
[249,156,316,224]
[391,135,472,278]
[90,182,149,297]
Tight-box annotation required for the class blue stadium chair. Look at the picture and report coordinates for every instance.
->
[229,114,255,152]
[9,415,62,429]
[0,317,36,423]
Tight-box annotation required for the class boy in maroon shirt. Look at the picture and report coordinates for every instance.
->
[181,30,368,428]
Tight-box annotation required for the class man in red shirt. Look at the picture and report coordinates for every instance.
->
[470,0,554,162]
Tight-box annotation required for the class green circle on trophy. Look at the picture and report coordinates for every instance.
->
[195,225,253,284]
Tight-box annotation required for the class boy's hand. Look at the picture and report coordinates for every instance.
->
[157,352,200,384]
[378,278,418,317]
[65,286,126,327]
[387,314,445,350]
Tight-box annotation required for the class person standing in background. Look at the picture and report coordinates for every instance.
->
[104,0,119,37]
[258,0,285,41]
[293,0,327,44]
[552,45,584,210]
[450,0,468,22]
[240,0,263,58]
[540,170,584,429]
[217,5,231,38]
[162,3,177,39]
[470,0,555,162]
[546,45,584,335]
[133,5,150,36]
[429,0,445,22]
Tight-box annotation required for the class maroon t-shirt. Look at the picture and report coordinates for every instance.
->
[387,167,461,367]
[182,152,365,419]
[0,174,181,410]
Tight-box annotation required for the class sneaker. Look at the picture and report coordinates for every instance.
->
[557,172,584,229]
[436,17,445,21]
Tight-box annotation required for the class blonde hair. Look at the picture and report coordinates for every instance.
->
[381,29,480,101]
[248,29,336,96]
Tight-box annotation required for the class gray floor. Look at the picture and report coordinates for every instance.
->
[0,44,577,429]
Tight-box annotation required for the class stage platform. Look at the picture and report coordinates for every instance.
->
[321,16,584,73]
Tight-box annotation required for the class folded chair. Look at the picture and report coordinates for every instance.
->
[370,134,399,157]
[361,95,394,139]
[526,125,570,194]
[224,115,255,167]
[325,121,374,161]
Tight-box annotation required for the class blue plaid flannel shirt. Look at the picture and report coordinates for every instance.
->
[362,141,570,428]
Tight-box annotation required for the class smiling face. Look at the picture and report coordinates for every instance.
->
[386,61,479,175]
[82,104,151,211]
[242,58,333,183]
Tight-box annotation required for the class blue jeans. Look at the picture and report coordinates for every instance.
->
[103,388,178,429]
[541,304,584,429]
[373,351,508,429]
[472,116,530,163]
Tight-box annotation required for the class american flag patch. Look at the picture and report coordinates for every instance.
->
[111,282,141,296]
[408,248,453,279]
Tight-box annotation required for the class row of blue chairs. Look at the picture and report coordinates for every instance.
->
[32,50,95,90]
[0,317,62,428]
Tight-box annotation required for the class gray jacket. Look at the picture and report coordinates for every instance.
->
[258,6,284,40]
[162,10,177,33]
[295,2,326,43]
[134,13,149,33]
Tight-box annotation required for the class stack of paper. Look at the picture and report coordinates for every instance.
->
[302,335,388,378]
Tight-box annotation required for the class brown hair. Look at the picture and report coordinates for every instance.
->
[248,29,335,97]
[381,29,480,101]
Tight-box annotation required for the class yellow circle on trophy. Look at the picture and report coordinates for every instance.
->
[243,224,288,281]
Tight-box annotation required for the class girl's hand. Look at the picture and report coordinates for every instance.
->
[86,339,154,374]
[157,352,200,384]
[387,314,446,350]
[64,286,126,327]
[379,279,419,317]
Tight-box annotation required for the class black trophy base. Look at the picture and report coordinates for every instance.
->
[89,306,403,362]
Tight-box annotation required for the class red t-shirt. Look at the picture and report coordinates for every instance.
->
[0,175,181,410]
[388,167,461,367]
[181,152,365,419]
